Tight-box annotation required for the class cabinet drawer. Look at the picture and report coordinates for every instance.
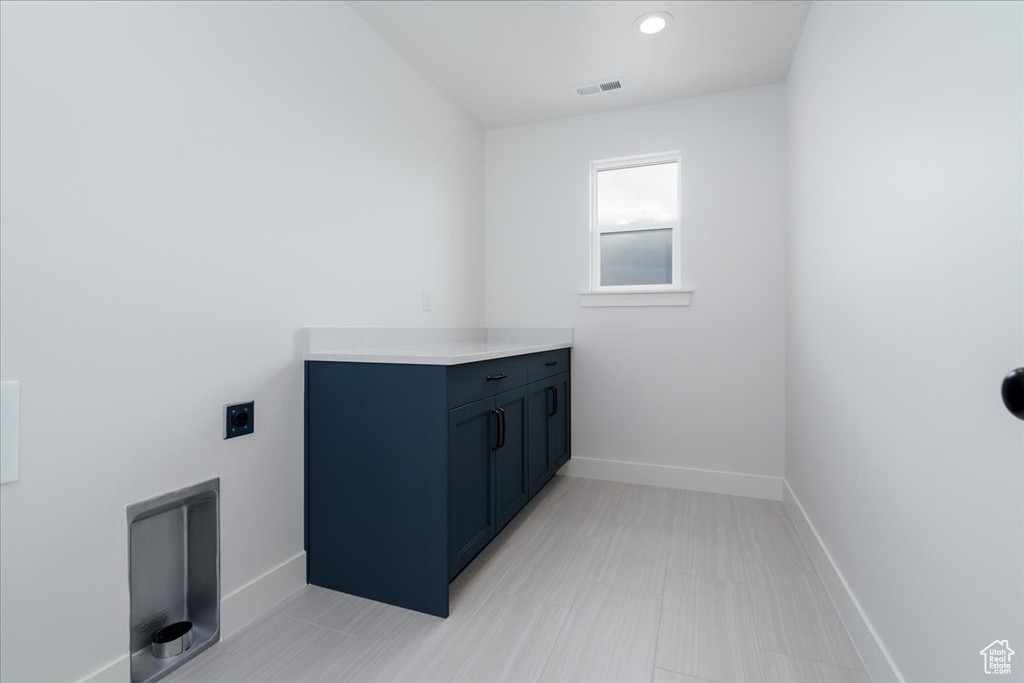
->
[527,349,570,382]
[447,356,528,408]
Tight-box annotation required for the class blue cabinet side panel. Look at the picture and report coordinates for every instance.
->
[305,361,449,617]
[304,363,311,557]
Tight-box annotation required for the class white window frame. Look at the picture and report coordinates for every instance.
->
[589,151,683,293]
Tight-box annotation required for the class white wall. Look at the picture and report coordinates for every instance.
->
[787,2,1023,682]
[485,85,787,492]
[0,2,483,681]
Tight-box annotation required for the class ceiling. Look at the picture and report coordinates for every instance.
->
[347,0,811,129]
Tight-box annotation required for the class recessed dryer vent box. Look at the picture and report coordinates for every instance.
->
[127,478,220,683]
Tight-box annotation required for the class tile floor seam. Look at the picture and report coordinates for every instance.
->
[737,580,770,656]
[758,647,869,674]
[654,662,714,681]
[451,558,513,621]
[284,615,363,640]
[534,581,580,681]
[652,511,675,680]
[578,526,607,596]
[444,595,508,683]
[584,574,664,598]
[586,576,666,597]
[649,578,667,683]
[746,561,864,671]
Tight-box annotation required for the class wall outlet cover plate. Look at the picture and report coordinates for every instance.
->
[223,401,254,439]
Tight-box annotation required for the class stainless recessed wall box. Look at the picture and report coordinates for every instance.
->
[127,478,220,683]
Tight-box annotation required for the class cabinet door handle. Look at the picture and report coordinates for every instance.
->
[497,407,506,448]
[548,386,558,417]
[545,360,558,367]
[491,409,501,450]
[486,373,508,382]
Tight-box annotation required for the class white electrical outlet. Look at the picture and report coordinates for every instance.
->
[422,291,433,312]
[1,381,20,484]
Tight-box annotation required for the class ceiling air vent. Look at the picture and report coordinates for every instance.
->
[574,78,624,97]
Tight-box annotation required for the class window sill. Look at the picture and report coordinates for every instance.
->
[578,289,693,307]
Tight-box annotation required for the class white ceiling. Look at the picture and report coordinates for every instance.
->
[347,0,811,129]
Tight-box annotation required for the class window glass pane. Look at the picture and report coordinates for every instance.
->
[597,161,678,227]
[600,229,672,286]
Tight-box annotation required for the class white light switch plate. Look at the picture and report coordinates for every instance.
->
[1,381,20,484]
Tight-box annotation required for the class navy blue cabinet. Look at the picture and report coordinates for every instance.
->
[527,372,571,498]
[305,362,449,617]
[495,386,529,533]
[305,348,569,618]
[448,384,529,580]
[448,396,497,580]
[548,372,571,472]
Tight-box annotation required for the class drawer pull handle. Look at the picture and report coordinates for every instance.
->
[545,360,558,367]
[486,373,508,382]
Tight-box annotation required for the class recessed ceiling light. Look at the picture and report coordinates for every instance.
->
[634,11,673,35]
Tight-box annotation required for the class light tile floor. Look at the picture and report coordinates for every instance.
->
[166,475,868,683]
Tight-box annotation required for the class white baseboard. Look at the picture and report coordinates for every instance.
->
[783,482,904,683]
[78,551,307,683]
[222,551,307,638]
[562,456,784,500]
[75,656,130,683]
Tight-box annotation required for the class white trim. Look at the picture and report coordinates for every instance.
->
[561,456,783,499]
[222,551,307,637]
[579,290,693,307]
[77,551,307,683]
[591,151,683,169]
[598,221,677,234]
[589,151,683,292]
[75,656,130,683]
[783,481,905,683]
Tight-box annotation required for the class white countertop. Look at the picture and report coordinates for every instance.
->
[302,327,573,366]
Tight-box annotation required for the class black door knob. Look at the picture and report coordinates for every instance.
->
[1002,368,1024,421]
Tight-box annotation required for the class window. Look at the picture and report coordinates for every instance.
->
[590,152,682,293]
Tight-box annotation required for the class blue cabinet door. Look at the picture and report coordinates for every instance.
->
[548,372,571,471]
[527,380,555,497]
[527,371,572,497]
[448,396,497,580]
[495,386,529,531]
